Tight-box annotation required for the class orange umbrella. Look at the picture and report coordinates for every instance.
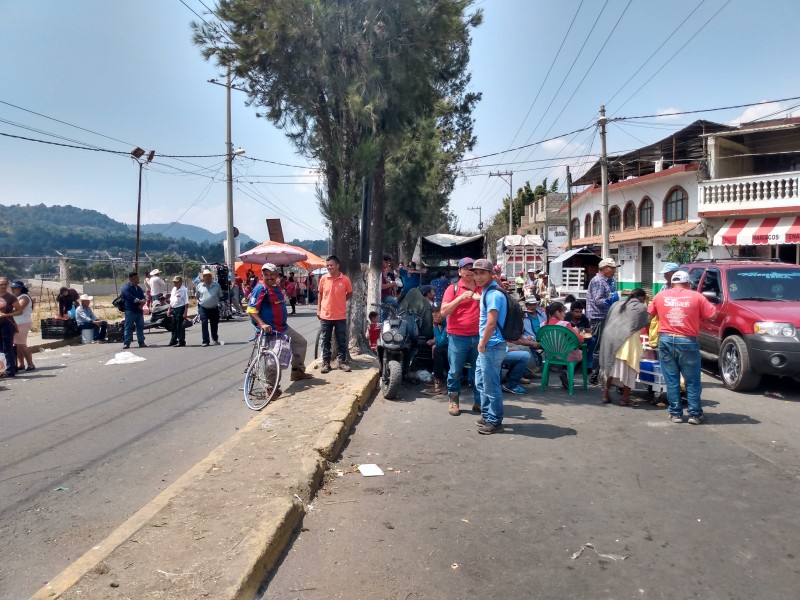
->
[234,241,326,279]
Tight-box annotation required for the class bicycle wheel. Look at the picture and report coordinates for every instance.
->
[244,350,281,410]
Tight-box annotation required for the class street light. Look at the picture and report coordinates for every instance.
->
[131,146,155,273]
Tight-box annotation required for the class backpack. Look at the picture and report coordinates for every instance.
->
[482,285,524,342]
[112,294,126,312]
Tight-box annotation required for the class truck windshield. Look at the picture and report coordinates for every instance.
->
[727,268,800,301]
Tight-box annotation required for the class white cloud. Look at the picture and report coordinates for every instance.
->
[728,102,789,125]
[655,108,683,121]
[541,138,568,152]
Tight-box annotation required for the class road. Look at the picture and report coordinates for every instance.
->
[0,306,321,600]
[260,363,800,600]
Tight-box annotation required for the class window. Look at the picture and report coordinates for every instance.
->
[609,206,621,232]
[639,197,653,228]
[699,268,722,301]
[688,268,704,291]
[593,211,601,236]
[623,202,636,229]
[571,218,580,239]
[664,187,688,223]
[585,214,592,237]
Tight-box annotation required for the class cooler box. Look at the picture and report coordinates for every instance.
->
[638,359,662,384]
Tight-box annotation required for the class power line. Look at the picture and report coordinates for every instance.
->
[456,124,595,163]
[613,94,800,122]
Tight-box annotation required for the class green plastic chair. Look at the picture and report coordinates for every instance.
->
[536,325,588,395]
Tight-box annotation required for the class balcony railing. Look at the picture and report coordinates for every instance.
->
[698,171,800,215]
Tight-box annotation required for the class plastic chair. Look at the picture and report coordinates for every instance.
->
[536,325,588,395]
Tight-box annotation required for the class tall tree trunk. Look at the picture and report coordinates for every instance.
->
[367,153,387,324]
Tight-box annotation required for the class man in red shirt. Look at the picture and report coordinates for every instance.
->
[648,271,717,424]
[439,257,483,416]
[317,255,353,373]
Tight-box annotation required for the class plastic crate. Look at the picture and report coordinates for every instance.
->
[40,318,79,339]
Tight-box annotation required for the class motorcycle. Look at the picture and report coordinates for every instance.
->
[146,295,195,332]
[376,302,420,399]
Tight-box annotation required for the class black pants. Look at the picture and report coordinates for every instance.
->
[198,305,220,344]
[590,317,606,374]
[1,320,16,376]
[169,305,186,345]
[433,344,449,382]
[320,319,347,364]
[289,296,297,314]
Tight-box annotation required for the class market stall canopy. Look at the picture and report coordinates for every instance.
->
[234,241,327,279]
[412,233,485,266]
[239,244,308,266]
[713,216,800,246]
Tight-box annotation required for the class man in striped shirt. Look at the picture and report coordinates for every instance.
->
[586,258,619,385]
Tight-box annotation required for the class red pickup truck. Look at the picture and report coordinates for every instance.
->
[681,260,800,391]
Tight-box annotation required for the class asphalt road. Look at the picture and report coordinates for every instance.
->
[260,363,800,600]
[0,306,321,600]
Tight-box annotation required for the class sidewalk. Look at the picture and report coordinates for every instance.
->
[30,356,379,600]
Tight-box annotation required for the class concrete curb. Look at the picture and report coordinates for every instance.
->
[31,358,380,600]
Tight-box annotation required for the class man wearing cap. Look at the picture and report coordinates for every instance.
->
[195,269,225,346]
[440,257,483,416]
[586,258,619,384]
[147,269,168,307]
[472,259,508,434]
[249,263,313,383]
[167,276,189,347]
[523,268,538,298]
[658,263,680,293]
[317,255,352,374]
[121,272,147,349]
[648,271,717,424]
[75,294,107,342]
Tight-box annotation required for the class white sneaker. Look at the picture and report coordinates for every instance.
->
[212,340,221,345]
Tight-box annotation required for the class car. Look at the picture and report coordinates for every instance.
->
[680,259,800,392]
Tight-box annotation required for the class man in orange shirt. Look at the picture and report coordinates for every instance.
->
[318,255,353,373]
[648,271,717,424]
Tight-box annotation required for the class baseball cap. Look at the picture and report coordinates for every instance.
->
[419,285,434,296]
[9,280,24,289]
[598,258,617,268]
[457,257,474,269]
[671,271,690,284]
[261,263,278,272]
[527,267,536,273]
[659,262,680,274]
[472,258,493,271]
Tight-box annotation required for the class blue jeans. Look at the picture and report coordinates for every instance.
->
[123,310,144,346]
[503,350,531,387]
[446,333,480,403]
[78,321,107,341]
[320,319,347,363]
[658,334,703,417]
[476,343,507,426]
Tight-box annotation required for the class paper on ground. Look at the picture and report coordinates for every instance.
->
[357,464,384,477]
[105,352,146,366]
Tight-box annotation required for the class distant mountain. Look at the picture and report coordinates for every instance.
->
[131,223,257,246]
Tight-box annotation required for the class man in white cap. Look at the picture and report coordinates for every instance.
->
[586,257,619,384]
[75,294,107,342]
[648,270,717,424]
[147,269,168,307]
[195,268,225,346]
[248,263,313,388]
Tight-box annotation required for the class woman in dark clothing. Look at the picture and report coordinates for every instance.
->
[57,287,80,318]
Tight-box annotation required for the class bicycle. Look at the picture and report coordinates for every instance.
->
[243,328,290,410]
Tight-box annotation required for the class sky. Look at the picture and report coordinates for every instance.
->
[2,0,799,246]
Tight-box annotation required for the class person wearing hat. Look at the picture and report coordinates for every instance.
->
[471,258,508,434]
[195,268,225,347]
[523,268,538,299]
[9,280,35,370]
[0,278,24,376]
[586,258,619,384]
[658,262,681,292]
[439,257,483,416]
[248,263,313,387]
[75,293,107,343]
[167,276,189,347]
[147,269,168,308]
[648,270,717,424]
[121,272,147,349]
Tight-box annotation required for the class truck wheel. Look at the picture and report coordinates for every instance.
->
[719,335,761,392]
[382,359,402,400]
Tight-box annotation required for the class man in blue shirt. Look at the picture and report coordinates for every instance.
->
[195,268,224,346]
[471,259,508,435]
[586,258,618,384]
[121,272,146,349]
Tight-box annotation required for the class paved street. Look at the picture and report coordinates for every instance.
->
[261,366,800,600]
[0,307,320,600]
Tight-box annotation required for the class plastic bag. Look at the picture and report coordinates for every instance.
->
[416,369,433,383]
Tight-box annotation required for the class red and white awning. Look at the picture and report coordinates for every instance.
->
[713,216,800,246]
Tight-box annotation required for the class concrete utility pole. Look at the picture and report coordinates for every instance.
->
[599,105,610,258]
[469,206,483,231]
[566,166,573,251]
[489,171,514,236]
[225,65,236,279]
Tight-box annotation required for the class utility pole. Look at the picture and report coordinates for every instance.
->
[566,166,573,251]
[489,171,514,236]
[469,206,483,231]
[599,105,610,258]
[225,65,236,279]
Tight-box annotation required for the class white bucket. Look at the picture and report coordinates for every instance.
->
[81,328,94,344]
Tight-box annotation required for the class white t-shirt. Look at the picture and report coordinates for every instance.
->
[169,286,189,308]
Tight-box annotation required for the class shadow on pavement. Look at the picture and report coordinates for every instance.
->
[707,412,761,425]
[502,422,578,439]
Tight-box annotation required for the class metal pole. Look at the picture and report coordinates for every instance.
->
[225,65,236,279]
[508,173,513,236]
[599,105,610,258]
[135,161,143,273]
[566,166,573,251]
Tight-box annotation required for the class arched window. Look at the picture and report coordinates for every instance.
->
[664,187,688,223]
[609,206,621,232]
[623,201,636,229]
[571,218,580,240]
[584,214,592,237]
[639,197,653,228]
[592,211,601,236]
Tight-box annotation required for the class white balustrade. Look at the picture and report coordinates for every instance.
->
[698,171,800,214]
